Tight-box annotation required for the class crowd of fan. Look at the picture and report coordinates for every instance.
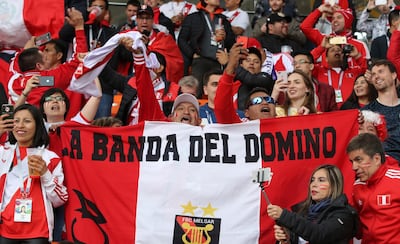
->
[0,0,400,243]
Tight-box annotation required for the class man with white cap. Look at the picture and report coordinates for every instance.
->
[127,45,201,126]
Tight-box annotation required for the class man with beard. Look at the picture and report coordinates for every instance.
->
[362,60,400,163]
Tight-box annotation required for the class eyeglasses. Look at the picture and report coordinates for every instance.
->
[293,60,311,66]
[44,96,65,102]
[247,96,275,107]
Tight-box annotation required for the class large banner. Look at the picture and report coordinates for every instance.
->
[60,110,358,243]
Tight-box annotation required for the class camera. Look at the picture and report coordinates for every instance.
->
[342,44,353,54]
[252,168,273,184]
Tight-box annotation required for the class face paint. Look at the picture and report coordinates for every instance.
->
[319,184,329,190]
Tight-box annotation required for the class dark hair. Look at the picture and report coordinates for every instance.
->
[292,51,314,64]
[346,133,386,164]
[91,117,123,127]
[9,104,49,147]
[342,74,377,108]
[200,0,207,7]
[281,70,317,114]
[203,70,223,86]
[389,9,400,27]
[297,164,344,216]
[126,0,140,8]
[46,39,68,63]
[371,59,398,74]
[247,47,262,61]
[245,87,271,108]
[18,48,42,72]
[39,88,70,121]
[90,0,109,9]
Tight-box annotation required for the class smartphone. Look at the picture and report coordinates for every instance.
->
[236,36,248,48]
[375,0,387,5]
[38,76,55,86]
[35,32,51,46]
[276,71,288,82]
[329,36,347,45]
[141,30,150,37]
[1,104,14,120]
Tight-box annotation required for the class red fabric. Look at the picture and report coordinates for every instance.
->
[148,31,184,84]
[23,0,64,39]
[0,148,48,239]
[0,59,9,97]
[60,110,358,243]
[387,30,400,74]
[352,165,400,243]
[153,7,160,25]
[62,121,143,243]
[300,8,369,70]
[7,29,87,110]
[334,8,353,31]
[134,58,168,122]
[214,72,243,124]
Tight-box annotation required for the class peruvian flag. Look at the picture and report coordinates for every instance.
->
[60,110,358,243]
[0,0,64,48]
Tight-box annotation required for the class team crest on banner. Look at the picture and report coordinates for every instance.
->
[173,201,221,244]
[173,215,221,244]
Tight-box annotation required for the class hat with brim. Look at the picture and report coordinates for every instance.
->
[172,93,199,113]
[266,12,292,24]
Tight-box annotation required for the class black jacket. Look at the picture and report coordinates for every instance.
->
[234,66,274,110]
[276,194,358,244]
[258,33,303,54]
[178,10,235,61]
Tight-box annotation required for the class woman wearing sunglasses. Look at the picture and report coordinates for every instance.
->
[272,70,317,117]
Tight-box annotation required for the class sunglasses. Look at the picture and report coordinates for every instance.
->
[247,96,275,107]
[44,96,65,102]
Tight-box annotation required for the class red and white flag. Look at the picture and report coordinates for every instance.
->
[61,110,358,243]
[0,0,64,49]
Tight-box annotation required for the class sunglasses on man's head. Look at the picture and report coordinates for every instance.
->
[247,96,275,107]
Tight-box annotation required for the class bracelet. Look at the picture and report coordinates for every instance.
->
[22,91,28,97]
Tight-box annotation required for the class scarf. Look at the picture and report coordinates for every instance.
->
[307,198,331,222]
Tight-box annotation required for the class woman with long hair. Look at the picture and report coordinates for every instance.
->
[340,74,378,110]
[0,104,68,243]
[267,164,358,244]
[273,70,317,116]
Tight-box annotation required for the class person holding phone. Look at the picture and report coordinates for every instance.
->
[267,164,358,244]
[7,7,87,109]
[357,0,396,42]
[271,70,318,116]
[300,4,370,70]
[0,104,68,243]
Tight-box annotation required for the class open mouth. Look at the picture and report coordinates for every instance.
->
[51,104,60,111]
[261,107,270,113]
[181,116,190,124]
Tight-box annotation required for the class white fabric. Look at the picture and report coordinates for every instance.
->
[0,0,31,48]
[69,31,158,97]
[135,121,263,243]
[223,8,250,31]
